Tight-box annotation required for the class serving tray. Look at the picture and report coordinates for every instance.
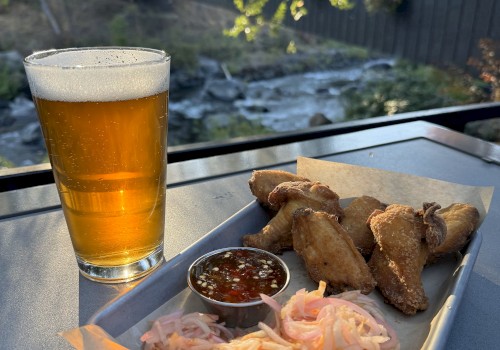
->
[88,200,482,350]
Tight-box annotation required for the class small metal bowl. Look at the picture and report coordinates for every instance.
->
[187,247,290,328]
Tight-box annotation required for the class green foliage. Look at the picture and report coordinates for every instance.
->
[194,31,247,66]
[468,38,500,101]
[109,14,128,46]
[364,0,403,13]
[0,155,14,168]
[167,43,199,72]
[108,4,141,47]
[0,61,24,101]
[225,0,353,42]
[106,3,250,73]
[204,114,272,141]
[341,61,483,120]
[224,0,270,41]
[329,0,355,10]
[168,113,272,146]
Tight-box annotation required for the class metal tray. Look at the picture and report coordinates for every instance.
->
[88,200,483,350]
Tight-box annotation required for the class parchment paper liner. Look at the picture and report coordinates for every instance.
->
[62,158,494,349]
[296,157,493,224]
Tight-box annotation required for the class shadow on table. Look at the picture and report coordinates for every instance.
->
[78,274,138,326]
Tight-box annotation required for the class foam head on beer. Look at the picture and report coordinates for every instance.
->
[25,47,170,102]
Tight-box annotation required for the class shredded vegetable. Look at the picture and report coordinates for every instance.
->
[140,311,233,350]
[278,281,396,349]
[141,282,400,350]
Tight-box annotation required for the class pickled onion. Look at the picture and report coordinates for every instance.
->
[141,282,399,349]
[140,311,232,350]
[274,281,399,350]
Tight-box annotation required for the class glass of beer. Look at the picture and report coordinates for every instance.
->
[23,47,170,283]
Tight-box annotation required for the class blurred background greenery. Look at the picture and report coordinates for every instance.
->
[0,0,498,168]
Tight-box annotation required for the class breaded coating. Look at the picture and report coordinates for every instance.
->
[427,203,480,263]
[369,245,429,314]
[248,170,309,211]
[420,202,448,251]
[340,195,386,257]
[243,181,344,254]
[367,203,446,315]
[292,208,376,294]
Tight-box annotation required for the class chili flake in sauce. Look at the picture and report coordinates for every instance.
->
[190,249,287,303]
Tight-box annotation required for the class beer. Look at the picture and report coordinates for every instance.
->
[24,48,170,282]
[34,92,167,266]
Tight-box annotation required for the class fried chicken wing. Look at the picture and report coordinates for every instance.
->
[367,203,446,315]
[340,195,386,257]
[427,203,480,263]
[368,244,429,313]
[420,202,448,250]
[292,208,376,294]
[248,170,309,211]
[243,181,344,254]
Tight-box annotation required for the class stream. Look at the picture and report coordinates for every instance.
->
[0,55,395,167]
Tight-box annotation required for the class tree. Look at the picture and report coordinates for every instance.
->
[224,0,354,41]
[468,39,500,102]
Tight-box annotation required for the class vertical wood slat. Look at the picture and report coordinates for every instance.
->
[392,5,409,59]
[355,3,366,46]
[417,0,433,64]
[202,0,500,71]
[488,1,500,39]
[454,0,477,67]
[293,0,499,70]
[366,10,376,49]
[468,0,495,62]
[428,0,449,66]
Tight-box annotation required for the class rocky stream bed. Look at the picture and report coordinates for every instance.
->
[2,48,496,168]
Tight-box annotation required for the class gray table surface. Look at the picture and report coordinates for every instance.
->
[1,121,499,349]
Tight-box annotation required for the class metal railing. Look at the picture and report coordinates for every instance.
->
[1,101,499,192]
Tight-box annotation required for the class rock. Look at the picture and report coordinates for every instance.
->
[309,113,332,127]
[234,100,269,113]
[203,112,232,129]
[0,99,10,109]
[244,104,269,113]
[363,58,395,72]
[464,118,500,143]
[340,83,359,96]
[0,113,15,127]
[169,100,208,120]
[9,96,36,119]
[315,87,330,94]
[21,159,35,166]
[329,79,356,88]
[170,70,205,91]
[168,109,205,146]
[198,56,224,78]
[205,79,246,102]
[21,122,43,145]
[0,50,23,70]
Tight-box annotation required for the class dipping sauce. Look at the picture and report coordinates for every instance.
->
[189,248,288,303]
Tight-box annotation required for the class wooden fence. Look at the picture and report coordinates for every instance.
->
[202,0,500,71]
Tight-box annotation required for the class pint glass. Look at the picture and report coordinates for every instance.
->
[24,47,170,283]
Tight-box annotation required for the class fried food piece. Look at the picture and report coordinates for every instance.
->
[367,203,446,315]
[248,170,309,211]
[292,208,376,294]
[427,203,480,263]
[340,195,386,257]
[368,245,429,313]
[420,202,448,250]
[243,181,344,254]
